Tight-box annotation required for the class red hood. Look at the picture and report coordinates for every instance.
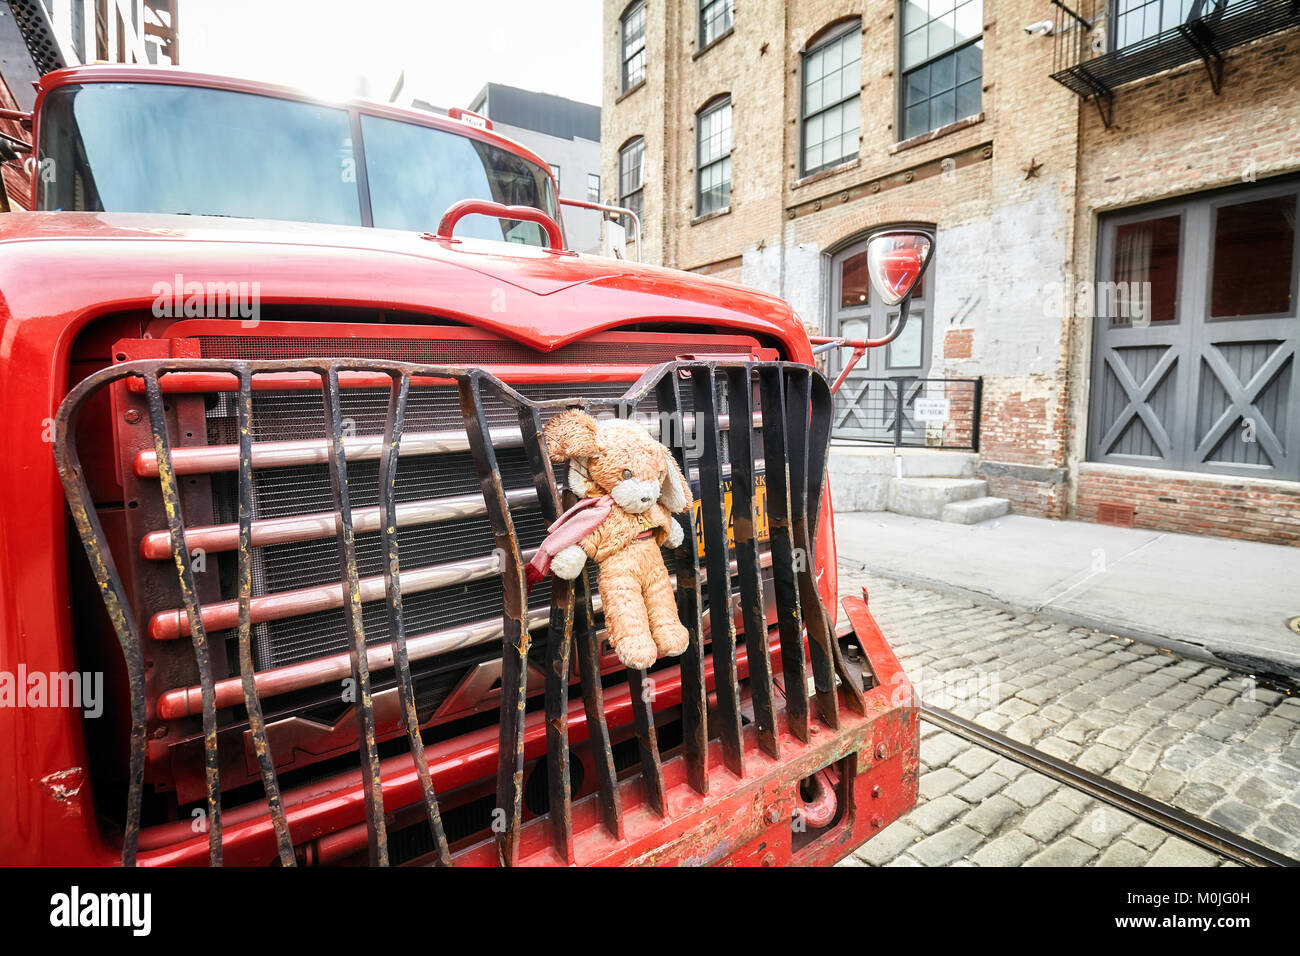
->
[0,212,811,360]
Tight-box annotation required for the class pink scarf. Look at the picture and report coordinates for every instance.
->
[524,494,614,590]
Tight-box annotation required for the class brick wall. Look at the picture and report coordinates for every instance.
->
[1077,466,1300,547]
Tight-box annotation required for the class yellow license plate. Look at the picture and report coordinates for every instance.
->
[692,474,769,558]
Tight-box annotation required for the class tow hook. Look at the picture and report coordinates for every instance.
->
[796,766,839,829]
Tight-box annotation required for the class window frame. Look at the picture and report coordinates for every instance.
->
[896,0,984,141]
[799,19,863,178]
[698,0,734,51]
[620,1,647,93]
[695,95,732,217]
[587,172,601,202]
[618,136,646,235]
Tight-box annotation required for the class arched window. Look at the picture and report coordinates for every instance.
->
[618,136,646,233]
[801,20,861,176]
[696,96,731,216]
[621,1,647,92]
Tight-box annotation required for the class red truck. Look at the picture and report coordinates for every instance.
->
[0,64,926,866]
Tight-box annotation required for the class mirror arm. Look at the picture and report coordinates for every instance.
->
[815,293,914,396]
[866,293,912,348]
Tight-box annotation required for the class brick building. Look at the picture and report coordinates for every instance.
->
[600,0,1300,545]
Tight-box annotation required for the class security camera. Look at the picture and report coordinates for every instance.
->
[1024,20,1055,35]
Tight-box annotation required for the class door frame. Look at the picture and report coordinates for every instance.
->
[826,225,936,441]
[1087,174,1300,480]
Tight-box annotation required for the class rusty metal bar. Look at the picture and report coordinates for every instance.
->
[567,487,625,840]
[378,370,451,865]
[808,374,869,712]
[320,365,388,866]
[627,668,667,815]
[691,365,744,776]
[52,377,149,867]
[654,372,708,794]
[234,367,295,866]
[459,372,530,867]
[143,372,224,865]
[517,402,576,862]
[724,366,778,759]
[782,368,839,730]
[757,367,810,743]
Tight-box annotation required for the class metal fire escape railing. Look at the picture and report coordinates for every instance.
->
[1049,0,1300,127]
[54,358,869,867]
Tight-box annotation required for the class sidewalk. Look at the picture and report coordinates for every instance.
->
[832,512,1300,682]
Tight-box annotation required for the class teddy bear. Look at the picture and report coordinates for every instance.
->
[524,409,694,670]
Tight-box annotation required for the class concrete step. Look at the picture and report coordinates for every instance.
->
[941,495,1011,525]
[888,478,988,520]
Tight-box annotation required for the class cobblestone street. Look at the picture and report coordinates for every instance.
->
[836,567,1300,867]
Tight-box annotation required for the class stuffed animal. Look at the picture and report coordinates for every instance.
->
[526,410,694,670]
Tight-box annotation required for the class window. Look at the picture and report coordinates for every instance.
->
[700,0,733,48]
[1210,194,1296,318]
[801,21,861,176]
[359,113,558,244]
[1112,0,1196,49]
[696,97,731,216]
[1112,215,1180,325]
[618,137,645,233]
[549,164,561,190]
[587,173,601,202]
[899,0,982,140]
[1088,177,1300,480]
[621,1,647,92]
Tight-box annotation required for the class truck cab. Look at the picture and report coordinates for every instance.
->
[0,65,920,866]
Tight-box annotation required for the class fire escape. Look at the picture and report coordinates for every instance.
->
[4,0,179,77]
[1049,0,1300,126]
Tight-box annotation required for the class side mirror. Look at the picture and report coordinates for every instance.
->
[866,230,935,306]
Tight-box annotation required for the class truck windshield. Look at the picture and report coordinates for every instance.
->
[37,82,559,245]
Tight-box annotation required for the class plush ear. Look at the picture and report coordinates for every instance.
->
[543,410,600,462]
[659,455,692,513]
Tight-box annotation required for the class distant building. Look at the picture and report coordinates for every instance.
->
[468,83,603,253]
[602,0,1300,547]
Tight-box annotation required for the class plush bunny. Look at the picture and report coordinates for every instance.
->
[526,410,694,670]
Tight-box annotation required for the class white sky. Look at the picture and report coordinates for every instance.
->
[177,0,603,108]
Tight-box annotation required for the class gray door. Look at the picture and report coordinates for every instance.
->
[1088,176,1299,479]
[829,235,933,441]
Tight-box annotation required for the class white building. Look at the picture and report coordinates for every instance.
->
[468,83,603,254]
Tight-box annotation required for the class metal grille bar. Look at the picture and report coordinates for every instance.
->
[54,357,851,866]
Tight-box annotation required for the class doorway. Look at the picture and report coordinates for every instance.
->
[829,232,934,441]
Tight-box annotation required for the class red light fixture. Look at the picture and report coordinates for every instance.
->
[866,231,934,306]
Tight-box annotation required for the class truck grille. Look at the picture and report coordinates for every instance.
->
[55,353,870,866]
